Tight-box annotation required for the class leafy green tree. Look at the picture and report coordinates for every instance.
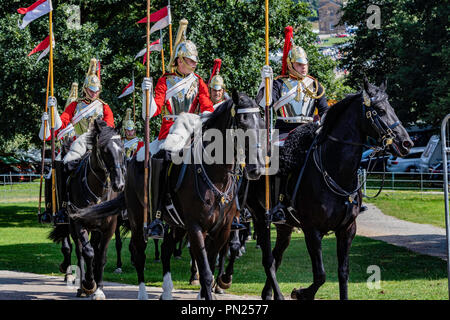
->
[339,0,449,126]
[0,0,341,151]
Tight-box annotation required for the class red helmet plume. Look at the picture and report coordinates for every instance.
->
[208,58,222,85]
[281,26,293,76]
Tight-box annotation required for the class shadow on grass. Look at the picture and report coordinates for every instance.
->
[0,203,42,228]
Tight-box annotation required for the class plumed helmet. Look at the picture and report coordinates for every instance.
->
[123,108,135,131]
[83,58,102,93]
[288,45,308,65]
[168,19,198,70]
[175,40,198,63]
[65,82,78,108]
[208,59,224,90]
[209,75,224,90]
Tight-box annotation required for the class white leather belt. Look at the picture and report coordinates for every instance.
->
[279,116,313,123]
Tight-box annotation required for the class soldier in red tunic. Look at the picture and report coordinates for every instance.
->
[41,58,115,224]
[140,19,214,239]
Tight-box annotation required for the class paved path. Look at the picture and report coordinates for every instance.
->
[356,203,448,260]
[0,270,259,300]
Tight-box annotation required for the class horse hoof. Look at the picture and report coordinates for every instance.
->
[82,280,97,296]
[214,285,224,294]
[91,288,106,300]
[218,275,232,290]
[291,288,313,300]
[59,264,68,274]
[138,283,148,300]
[76,288,88,298]
[190,279,200,286]
[114,268,122,274]
[65,274,76,285]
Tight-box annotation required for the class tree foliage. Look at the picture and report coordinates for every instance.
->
[339,0,449,127]
[0,0,341,151]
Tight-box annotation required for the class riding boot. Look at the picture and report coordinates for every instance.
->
[269,175,287,225]
[54,161,69,225]
[39,174,53,224]
[231,216,247,231]
[147,156,168,239]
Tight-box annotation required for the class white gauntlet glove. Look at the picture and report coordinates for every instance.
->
[259,65,273,107]
[141,77,156,119]
[47,96,62,130]
[39,112,50,141]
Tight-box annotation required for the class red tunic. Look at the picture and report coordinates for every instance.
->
[153,73,214,140]
[55,100,115,138]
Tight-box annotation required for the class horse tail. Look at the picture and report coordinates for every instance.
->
[48,224,70,244]
[72,192,126,221]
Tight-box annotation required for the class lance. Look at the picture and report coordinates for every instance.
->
[132,70,136,124]
[49,7,57,219]
[160,29,165,75]
[264,0,271,225]
[38,58,51,219]
[168,0,173,72]
[143,0,151,238]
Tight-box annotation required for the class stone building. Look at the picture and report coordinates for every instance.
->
[318,0,346,34]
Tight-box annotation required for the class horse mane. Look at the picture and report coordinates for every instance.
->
[319,92,362,140]
[279,92,362,175]
[201,98,233,129]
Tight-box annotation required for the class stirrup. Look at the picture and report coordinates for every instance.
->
[147,217,164,240]
[231,217,247,231]
[271,203,287,225]
[54,209,69,225]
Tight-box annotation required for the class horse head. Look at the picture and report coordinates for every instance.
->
[231,90,266,180]
[361,77,413,156]
[92,119,126,192]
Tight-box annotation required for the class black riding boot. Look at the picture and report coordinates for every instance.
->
[269,175,287,225]
[231,216,247,231]
[147,156,168,240]
[39,175,53,223]
[54,161,69,225]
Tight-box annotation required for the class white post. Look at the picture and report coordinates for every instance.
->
[440,114,450,300]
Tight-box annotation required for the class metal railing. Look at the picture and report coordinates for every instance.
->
[0,173,41,202]
[441,114,450,299]
[359,169,446,194]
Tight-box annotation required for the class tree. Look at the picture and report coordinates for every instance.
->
[0,0,341,151]
[339,0,449,127]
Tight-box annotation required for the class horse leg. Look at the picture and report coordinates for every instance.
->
[291,228,325,300]
[92,226,115,300]
[174,239,182,259]
[69,224,86,298]
[261,224,293,299]
[218,230,240,290]
[188,225,214,300]
[130,230,148,300]
[153,239,160,262]
[189,245,200,286]
[253,216,284,300]
[74,221,96,296]
[160,227,176,300]
[60,236,72,276]
[114,222,123,273]
[214,241,228,294]
[336,221,356,300]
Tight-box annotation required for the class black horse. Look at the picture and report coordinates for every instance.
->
[49,119,125,299]
[76,92,266,300]
[244,78,413,300]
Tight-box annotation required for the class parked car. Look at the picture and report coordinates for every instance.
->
[386,147,425,172]
[359,149,390,172]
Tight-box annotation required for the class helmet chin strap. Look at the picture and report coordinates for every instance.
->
[286,61,325,100]
[82,87,101,103]
[179,57,196,74]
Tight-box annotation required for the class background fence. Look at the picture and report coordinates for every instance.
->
[0,174,41,203]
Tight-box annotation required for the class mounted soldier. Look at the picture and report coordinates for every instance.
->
[122,108,142,161]
[43,58,115,224]
[140,19,214,239]
[256,26,328,224]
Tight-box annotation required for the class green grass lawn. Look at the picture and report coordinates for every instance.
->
[365,191,446,229]
[0,202,448,300]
